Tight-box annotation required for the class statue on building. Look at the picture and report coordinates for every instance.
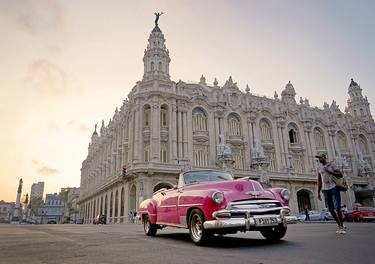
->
[154,12,163,27]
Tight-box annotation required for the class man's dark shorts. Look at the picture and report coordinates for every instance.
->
[322,186,341,210]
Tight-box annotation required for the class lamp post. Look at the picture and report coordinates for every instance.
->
[251,139,270,184]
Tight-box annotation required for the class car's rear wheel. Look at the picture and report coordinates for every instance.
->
[188,209,212,245]
[260,223,287,241]
[143,214,157,236]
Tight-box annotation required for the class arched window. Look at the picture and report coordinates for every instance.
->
[160,105,168,127]
[288,124,299,144]
[228,113,241,136]
[120,187,125,217]
[360,109,364,116]
[158,61,162,71]
[359,135,369,155]
[143,105,151,127]
[337,132,348,153]
[150,61,154,71]
[192,107,208,132]
[314,128,326,149]
[260,119,272,141]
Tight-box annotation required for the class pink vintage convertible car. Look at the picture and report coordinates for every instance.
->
[138,170,293,245]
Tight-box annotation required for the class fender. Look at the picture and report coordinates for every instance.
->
[139,198,158,224]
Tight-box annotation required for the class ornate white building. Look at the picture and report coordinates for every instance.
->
[79,20,375,224]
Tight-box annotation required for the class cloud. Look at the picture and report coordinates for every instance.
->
[47,121,59,130]
[25,59,67,96]
[0,1,66,37]
[79,124,90,134]
[37,166,59,176]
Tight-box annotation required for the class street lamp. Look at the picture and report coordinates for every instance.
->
[251,139,270,184]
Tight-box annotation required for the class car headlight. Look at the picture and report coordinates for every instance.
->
[281,189,290,201]
[212,191,225,205]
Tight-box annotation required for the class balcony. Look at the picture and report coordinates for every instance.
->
[193,130,209,142]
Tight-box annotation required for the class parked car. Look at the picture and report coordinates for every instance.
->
[351,207,375,222]
[298,210,324,221]
[47,220,57,224]
[138,170,293,245]
[321,208,334,221]
[93,214,106,224]
[75,218,84,224]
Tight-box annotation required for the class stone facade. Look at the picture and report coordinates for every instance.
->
[0,200,14,223]
[79,22,375,224]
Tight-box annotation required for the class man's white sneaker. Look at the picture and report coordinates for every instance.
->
[336,228,341,234]
[339,228,347,234]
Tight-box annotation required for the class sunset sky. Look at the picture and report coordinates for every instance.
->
[0,0,374,201]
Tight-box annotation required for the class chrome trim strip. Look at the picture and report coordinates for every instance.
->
[158,205,177,208]
[156,222,187,228]
[177,203,204,207]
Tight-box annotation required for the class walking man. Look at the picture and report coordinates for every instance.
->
[304,207,310,221]
[316,153,346,234]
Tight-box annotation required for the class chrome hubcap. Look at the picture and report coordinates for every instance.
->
[191,214,203,241]
[144,219,150,232]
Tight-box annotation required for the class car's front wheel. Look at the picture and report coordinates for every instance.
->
[260,223,287,241]
[188,209,212,245]
[143,214,157,236]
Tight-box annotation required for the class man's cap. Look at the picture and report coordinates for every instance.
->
[315,153,327,159]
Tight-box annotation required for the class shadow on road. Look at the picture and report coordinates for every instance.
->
[154,232,294,248]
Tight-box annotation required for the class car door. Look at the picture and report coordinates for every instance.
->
[157,189,179,224]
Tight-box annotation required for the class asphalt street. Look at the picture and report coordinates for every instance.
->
[0,222,374,264]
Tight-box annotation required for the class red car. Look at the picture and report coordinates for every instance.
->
[138,170,293,245]
[351,207,375,222]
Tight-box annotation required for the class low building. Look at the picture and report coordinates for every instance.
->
[41,194,64,224]
[60,187,80,223]
[0,200,15,223]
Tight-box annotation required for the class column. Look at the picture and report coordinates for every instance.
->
[170,103,177,163]
[133,107,140,163]
[151,103,160,162]
[182,112,188,158]
[177,110,183,159]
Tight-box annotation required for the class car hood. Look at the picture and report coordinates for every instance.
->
[183,179,276,202]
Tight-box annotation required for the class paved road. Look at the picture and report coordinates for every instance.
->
[0,222,374,264]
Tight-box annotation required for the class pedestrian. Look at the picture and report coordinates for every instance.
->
[129,210,133,223]
[316,153,346,234]
[304,207,310,221]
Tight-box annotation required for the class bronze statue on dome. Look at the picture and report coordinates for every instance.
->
[154,12,163,27]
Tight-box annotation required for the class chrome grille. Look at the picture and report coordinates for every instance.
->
[227,199,282,214]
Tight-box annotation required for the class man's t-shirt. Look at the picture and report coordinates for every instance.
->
[318,161,338,190]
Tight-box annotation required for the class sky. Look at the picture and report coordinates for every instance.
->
[0,0,374,202]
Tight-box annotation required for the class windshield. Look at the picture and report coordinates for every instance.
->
[183,171,233,185]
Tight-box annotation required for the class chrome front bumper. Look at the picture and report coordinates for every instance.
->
[203,207,295,230]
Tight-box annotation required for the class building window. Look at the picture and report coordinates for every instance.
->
[193,145,209,167]
[314,128,326,149]
[289,129,298,143]
[260,119,272,141]
[143,105,151,127]
[192,107,207,132]
[337,132,348,153]
[144,149,149,162]
[160,105,168,127]
[228,113,241,136]
[293,157,304,174]
[265,152,277,171]
[115,190,119,217]
[160,149,167,163]
[158,61,162,71]
[233,147,244,170]
[151,61,154,71]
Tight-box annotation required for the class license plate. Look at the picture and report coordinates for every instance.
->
[254,216,279,226]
